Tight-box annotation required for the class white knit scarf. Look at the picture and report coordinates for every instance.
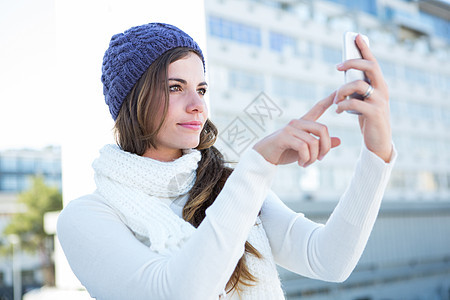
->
[92,144,201,254]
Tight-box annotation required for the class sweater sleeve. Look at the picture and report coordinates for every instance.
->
[260,143,397,282]
[57,148,278,300]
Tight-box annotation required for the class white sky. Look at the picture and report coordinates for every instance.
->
[0,0,59,150]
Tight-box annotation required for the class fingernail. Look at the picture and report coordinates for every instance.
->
[336,63,344,69]
[318,155,324,161]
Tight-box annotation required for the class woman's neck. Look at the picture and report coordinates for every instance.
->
[142,147,183,162]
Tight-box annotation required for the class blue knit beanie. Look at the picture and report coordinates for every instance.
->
[101,22,205,120]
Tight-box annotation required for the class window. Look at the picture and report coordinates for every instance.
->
[269,32,313,59]
[378,59,397,80]
[406,102,434,121]
[0,156,18,172]
[272,76,317,102]
[321,45,341,65]
[249,0,287,10]
[326,0,378,16]
[438,74,450,93]
[269,31,297,54]
[19,157,35,173]
[404,66,429,85]
[430,73,450,92]
[420,11,450,40]
[422,136,439,158]
[39,159,61,175]
[442,108,450,125]
[208,16,262,47]
[1,175,20,192]
[229,69,264,92]
[389,97,403,119]
[298,39,313,58]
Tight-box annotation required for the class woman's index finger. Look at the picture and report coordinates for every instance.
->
[301,91,335,121]
[355,34,376,61]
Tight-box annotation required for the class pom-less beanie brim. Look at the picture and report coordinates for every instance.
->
[101,23,205,120]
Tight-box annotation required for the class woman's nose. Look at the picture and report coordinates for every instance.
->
[187,90,205,113]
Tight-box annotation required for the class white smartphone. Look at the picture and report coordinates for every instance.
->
[342,32,370,114]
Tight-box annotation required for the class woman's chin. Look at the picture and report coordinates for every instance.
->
[179,139,201,150]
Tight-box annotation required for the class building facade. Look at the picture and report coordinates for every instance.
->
[0,146,62,297]
[204,0,450,299]
[0,146,62,194]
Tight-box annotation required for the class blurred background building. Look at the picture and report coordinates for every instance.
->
[205,0,450,299]
[0,147,61,298]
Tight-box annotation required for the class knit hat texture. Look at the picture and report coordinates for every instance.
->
[101,22,205,120]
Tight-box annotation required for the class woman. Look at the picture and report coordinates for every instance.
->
[57,22,396,299]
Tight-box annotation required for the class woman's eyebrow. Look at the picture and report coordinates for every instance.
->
[168,78,207,87]
[167,78,187,84]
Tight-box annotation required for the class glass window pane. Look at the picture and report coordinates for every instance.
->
[0,156,18,172]
[321,45,341,65]
[20,158,35,173]
[229,69,264,92]
[208,16,262,47]
[1,175,19,192]
[272,76,316,102]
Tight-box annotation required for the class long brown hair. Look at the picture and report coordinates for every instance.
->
[114,47,262,295]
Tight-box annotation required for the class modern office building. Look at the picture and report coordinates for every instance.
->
[204,0,450,299]
[0,146,62,297]
[0,146,62,194]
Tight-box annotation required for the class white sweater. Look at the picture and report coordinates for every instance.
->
[57,144,396,300]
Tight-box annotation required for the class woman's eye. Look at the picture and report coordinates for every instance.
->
[169,85,181,92]
[198,88,207,96]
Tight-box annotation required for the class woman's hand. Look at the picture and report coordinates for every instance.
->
[334,34,393,162]
[253,92,341,166]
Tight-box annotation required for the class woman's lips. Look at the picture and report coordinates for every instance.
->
[178,121,202,130]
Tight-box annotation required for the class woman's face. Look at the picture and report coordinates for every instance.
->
[144,52,208,161]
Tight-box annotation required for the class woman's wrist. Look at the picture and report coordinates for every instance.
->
[372,145,393,163]
[365,141,394,164]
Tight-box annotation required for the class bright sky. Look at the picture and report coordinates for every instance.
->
[0,0,58,150]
